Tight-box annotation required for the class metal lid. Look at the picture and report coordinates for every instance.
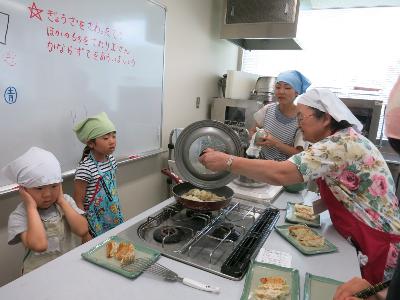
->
[174,120,242,189]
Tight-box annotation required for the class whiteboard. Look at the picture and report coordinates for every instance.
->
[0,0,165,189]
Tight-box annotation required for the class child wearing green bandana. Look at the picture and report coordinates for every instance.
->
[73,112,124,241]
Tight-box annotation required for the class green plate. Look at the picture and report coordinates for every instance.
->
[285,202,321,228]
[275,224,338,255]
[304,273,343,300]
[240,261,300,300]
[81,235,160,278]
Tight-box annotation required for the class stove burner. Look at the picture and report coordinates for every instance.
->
[211,223,240,241]
[186,209,213,218]
[184,209,213,228]
[153,226,185,244]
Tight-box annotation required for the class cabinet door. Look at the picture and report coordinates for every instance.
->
[226,0,298,24]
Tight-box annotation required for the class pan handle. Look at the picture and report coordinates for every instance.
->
[161,168,184,184]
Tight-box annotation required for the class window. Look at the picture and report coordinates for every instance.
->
[241,7,400,140]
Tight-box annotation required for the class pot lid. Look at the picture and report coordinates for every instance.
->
[174,120,242,189]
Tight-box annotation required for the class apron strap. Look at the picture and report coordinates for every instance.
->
[87,176,102,206]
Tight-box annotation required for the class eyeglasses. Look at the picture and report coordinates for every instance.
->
[297,113,315,122]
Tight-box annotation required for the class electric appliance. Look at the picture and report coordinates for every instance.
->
[210,97,264,130]
[249,76,277,103]
[340,97,383,143]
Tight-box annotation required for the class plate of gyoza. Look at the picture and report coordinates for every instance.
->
[275,224,337,255]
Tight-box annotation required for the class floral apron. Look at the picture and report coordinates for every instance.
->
[317,178,400,284]
[85,154,124,237]
[22,205,80,274]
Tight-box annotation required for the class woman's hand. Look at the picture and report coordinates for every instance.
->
[256,132,279,148]
[199,148,230,172]
[333,277,379,300]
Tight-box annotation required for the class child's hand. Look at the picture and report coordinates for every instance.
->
[56,185,66,204]
[18,186,37,209]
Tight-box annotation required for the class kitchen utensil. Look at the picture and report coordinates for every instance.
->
[284,183,306,193]
[285,202,321,228]
[123,258,220,293]
[353,279,391,299]
[254,76,276,94]
[234,175,267,188]
[275,225,338,255]
[161,168,233,211]
[240,261,300,300]
[81,236,160,279]
[174,120,242,189]
[303,272,343,300]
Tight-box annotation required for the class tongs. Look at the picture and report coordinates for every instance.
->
[123,258,220,293]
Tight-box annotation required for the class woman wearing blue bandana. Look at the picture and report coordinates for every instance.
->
[251,70,311,161]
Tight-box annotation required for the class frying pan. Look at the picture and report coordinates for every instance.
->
[161,168,233,211]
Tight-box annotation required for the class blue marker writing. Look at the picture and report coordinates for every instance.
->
[4,86,17,104]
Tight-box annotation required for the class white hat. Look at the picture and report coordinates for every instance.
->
[297,88,363,132]
[1,147,62,188]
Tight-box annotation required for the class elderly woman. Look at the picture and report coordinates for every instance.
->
[200,88,400,284]
[250,70,311,160]
[333,77,400,300]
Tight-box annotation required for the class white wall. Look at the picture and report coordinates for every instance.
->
[0,0,238,287]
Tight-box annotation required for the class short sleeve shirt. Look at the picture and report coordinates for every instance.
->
[289,127,400,233]
[253,104,306,161]
[254,104,306,149]
[74,155,117,205]
[8,194,84,245]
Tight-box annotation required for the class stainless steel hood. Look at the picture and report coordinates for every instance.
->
[220,0,301,50]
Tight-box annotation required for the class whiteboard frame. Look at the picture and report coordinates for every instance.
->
[0,0,168,194]
[0,148,167,196]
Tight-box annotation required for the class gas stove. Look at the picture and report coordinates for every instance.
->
[118,200,279,280]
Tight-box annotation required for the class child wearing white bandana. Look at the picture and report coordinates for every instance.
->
[3,147,88,274]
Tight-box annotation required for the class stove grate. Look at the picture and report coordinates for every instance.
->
[221,208,280,279]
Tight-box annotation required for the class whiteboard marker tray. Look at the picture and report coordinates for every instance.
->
[228,182,282,204]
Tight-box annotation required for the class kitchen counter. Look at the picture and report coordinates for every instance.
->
[0,191,360,300]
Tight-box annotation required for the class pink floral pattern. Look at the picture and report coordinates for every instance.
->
[339,170,360,191]
[365,208,381,222]
[363,156,375,167]
[369,174,388,197]
[289,127,400,233]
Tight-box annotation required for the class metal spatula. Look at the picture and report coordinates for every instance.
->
[123,258,220,293]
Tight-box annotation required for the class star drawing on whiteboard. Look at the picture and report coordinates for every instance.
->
[28,2,44,21]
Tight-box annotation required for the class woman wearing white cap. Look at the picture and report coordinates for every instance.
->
[249,70,311,161]
[333,77,400,300]
[200,88,400,285]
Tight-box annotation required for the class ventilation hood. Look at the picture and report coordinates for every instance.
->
[220,0,301,50]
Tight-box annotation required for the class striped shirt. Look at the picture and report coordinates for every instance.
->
[254,103,302,161]
[74,155,117,205]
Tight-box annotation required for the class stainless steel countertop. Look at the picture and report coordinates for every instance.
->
[0,192,361,300]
